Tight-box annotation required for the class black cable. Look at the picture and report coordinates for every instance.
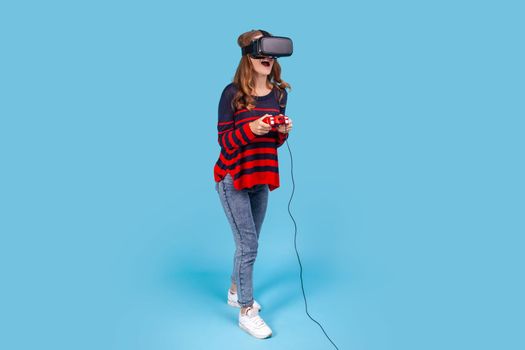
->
[284,138,340,350]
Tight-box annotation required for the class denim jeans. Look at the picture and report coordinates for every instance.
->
[215,173,269,307]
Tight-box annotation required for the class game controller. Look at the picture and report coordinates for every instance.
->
[262,115,290,127]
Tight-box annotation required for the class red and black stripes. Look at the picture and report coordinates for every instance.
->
[233,107,280,116]
[214,83,289,191]
[217,122,257,152]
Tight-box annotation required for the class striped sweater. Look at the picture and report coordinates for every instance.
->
[213,83,289,191]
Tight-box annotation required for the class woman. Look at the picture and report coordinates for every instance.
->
[214,29,293,339]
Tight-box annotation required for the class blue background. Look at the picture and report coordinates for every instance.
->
[1,1,523,349]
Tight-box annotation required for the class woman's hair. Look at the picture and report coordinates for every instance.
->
[232,29,291,111]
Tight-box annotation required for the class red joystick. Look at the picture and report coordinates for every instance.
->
[262,115,290,127]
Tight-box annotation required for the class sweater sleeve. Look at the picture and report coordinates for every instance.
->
[217,84,257,151]
[276,88,289,148]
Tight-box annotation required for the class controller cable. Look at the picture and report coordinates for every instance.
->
[284,134,340,350]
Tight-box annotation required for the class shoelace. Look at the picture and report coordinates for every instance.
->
[250,315,266,328]
[245,308,266,328]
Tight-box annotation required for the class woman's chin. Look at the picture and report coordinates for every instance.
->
[262,68,273,74]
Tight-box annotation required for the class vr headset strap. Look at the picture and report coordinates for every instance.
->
[241,29,272,56]
[258,29,271,37]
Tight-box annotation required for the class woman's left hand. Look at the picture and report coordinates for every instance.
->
[277,116,293,134]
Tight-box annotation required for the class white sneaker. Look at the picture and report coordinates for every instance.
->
[238,306,272,339]
[227,289,262,311]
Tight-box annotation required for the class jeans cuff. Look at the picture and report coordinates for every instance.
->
[239,300,254,308]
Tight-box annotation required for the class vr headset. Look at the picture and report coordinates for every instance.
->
[241,29,293,59]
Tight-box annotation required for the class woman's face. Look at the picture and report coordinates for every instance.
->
[248,34,274,76]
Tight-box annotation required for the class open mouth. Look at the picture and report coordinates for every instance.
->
[261,59,271,67]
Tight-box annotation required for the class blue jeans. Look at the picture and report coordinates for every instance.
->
[215,173,269,307]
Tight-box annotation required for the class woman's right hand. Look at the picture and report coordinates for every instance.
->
[249,114,272,136]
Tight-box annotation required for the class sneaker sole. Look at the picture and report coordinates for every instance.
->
[238,322,272,339]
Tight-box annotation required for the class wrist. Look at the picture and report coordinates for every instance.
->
[245,121,257,138]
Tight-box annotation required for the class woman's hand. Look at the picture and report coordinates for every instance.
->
[277,116,293,134]
[249,114,272,136]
